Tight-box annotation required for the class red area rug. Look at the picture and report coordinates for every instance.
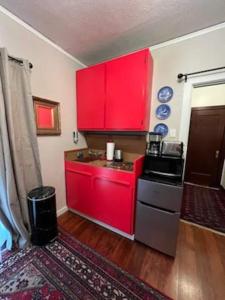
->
[181,184,225,233]
[0,231,170,299]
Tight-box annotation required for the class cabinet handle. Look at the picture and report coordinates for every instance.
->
[66,169,92,177]
[139,201,177,215]
[93,176,131,187]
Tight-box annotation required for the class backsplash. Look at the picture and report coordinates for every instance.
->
[84,134,146,154]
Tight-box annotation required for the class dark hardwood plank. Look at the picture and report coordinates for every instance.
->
[58,211,225,300]
[176,224,202,300]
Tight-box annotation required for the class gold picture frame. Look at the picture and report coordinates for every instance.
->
[33,96,61,136]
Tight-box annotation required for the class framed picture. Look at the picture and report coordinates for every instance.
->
[33,96,61,135]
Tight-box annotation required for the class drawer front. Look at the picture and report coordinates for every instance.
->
[65,160,94,174]
[135,201,180,256]
[137,179,183,212]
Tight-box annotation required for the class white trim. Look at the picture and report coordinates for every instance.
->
[180,219,225,237]
[179,71,225,157]
[57,206,68,216]
[150,22,225,51]
[69,208,135,240]
[0,5,86,67]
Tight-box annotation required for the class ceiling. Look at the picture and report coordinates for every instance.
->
[1,0,225,65]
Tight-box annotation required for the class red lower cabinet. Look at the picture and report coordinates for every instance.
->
[65,161,136,235]
[65,169,92,216]
[92,175,134,234]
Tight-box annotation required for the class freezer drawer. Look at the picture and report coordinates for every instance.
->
[137,178,183,212]
[135,201,180,256]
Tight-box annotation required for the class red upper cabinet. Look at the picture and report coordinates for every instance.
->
[76,64,105,130]
[105,49,152,131]
[76,49,153,131]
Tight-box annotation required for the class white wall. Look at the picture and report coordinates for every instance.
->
[0,8,87,213]
[149,27,225,187]
[150,25,225,141]
[192,84,225,107]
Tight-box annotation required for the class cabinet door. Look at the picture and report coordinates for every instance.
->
[92,175,134,234]
[105,49,150,130]
[76,64,105,130]
[65,170,93,216]
[135,201,180,257]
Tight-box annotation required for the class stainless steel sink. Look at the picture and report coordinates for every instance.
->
[73,157,98,163]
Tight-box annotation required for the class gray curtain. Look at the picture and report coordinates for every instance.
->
[0,48,42,249]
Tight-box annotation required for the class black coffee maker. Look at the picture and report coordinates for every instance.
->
[146,132,162,156]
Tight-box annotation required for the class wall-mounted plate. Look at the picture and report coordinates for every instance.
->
[156,104,171,120]
[157,86,173,103]
[154,123,169,137]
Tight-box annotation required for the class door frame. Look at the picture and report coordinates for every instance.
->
[185,105,225,186]
[179,71,225,154]
[179,71,225,183]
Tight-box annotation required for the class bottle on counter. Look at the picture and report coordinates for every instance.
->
[106,141,115,161]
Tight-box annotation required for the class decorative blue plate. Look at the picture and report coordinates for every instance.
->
[157,86,173,103]
[156,104,171,120]
[154,123,169,137]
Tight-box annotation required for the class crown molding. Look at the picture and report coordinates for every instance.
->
[150,21,225,51]
[0,5,86,67]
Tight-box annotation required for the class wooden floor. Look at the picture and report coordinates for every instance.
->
[58,211,225,300]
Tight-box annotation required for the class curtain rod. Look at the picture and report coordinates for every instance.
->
[8,55,33,69]
[177,66,225,82]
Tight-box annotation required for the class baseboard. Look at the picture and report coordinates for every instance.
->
[57,206,68,216]
[184,182,220,190]
[69,208,135,240]
[180,219,225,236]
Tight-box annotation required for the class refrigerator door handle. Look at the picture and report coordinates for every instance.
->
[148,170,181,177]
[139,201,177,214]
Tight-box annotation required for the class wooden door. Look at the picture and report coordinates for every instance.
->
[76,64,105,130]
[105,49,151,131]
[185,106,225,187]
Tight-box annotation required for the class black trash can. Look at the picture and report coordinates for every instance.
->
[27,186,58,246]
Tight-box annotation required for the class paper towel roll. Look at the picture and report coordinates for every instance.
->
[106,142,115,161]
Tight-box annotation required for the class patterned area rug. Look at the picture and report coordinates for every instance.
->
[0,231,170,300]
[181,184,225,233]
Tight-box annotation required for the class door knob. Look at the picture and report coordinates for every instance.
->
[215,150,220,159]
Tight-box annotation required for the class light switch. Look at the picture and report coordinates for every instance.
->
[73,131,79,144]
[170,129,176,137]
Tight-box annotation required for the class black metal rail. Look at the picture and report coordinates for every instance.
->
[177,66,225,82]
[8,55,33,69]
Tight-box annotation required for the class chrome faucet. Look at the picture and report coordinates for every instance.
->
[76,151,84,159]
